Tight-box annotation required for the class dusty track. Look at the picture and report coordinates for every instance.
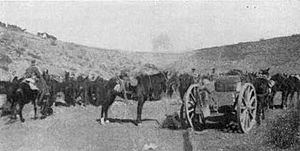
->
[0,95,296,151]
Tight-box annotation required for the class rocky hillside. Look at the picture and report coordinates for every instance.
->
[0,25,181,80]
[168,35,300,75]
[1,22,299,81]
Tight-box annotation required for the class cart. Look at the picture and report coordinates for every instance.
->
[182,75,257,133]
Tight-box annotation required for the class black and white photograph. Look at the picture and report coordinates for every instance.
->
[0,0,299,150]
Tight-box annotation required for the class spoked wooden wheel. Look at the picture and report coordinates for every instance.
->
[179,104,189,128]
[236,83,257,133]
[183,84,208,130]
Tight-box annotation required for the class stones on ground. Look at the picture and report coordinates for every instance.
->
[142,143,158,151]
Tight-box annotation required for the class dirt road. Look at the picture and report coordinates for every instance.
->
[0,95,295,151]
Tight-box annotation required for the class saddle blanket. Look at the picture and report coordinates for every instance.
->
[114,84,121,92]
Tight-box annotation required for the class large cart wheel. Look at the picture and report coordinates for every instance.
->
[236,83,257,133]
[183,84,209,130]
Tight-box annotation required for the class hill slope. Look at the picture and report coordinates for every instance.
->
[1,23,299,81]
[0,26,181,80]
[168,35,300,74]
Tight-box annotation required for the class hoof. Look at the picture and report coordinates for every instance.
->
[100,118,105,125]
[33,117,38,120]
[136,121,142,126]
[21,119,25,123]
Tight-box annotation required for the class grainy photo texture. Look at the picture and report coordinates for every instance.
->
[0,1,299,151]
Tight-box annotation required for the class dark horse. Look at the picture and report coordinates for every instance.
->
[11,77,51,122]
[0,80,19,116]
[99,72,168,125]
[270,73,300,109]
[11,80,40,122]
[251,77,271,125]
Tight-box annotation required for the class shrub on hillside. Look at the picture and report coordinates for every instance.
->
[265,108,300,149]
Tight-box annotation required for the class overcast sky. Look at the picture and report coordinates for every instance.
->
[1,0,300,52]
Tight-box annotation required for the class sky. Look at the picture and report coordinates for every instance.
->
[1,0,300,52]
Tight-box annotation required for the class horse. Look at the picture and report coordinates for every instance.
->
[283,75,300,109]
[251,77,271,125]
[0,80,19,116]
[270,73,288,109]
[269,73,300,109]
[10,75,52,122]
[98,71,168,125]
[11,79,40,122]
[87,76,108,106]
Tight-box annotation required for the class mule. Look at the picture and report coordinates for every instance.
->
[269,73,300,109]
[0,80,19,116]
[252,77,271,125]
[99,71,168,125]
[11,80,40,122]
[283,75,300,109]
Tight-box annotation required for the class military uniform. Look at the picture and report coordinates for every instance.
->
[25,66,41,79]
[190,69,199,83]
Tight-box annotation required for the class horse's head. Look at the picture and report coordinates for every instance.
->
[270,73,286,82]
[259,67,270,77]
[254,77,270,95]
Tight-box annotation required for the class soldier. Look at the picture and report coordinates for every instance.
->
[210,68,217,80]
[24,60,42,80]
[191,68,199,83]
[9,70,17,82]
[117,70,130,101]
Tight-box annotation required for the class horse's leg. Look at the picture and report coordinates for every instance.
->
[100,105,105,125]
[262,97,267,120]
[10,100,17,119]
[19,104,25,122]
[256,97,262,125]
[100,104,110,125]
[33,97,38,119]
[104,95,116,123]
[100,94,115,125]
[284,91,290,110]
[136,96,146,125]
[269,91,275,109]
[289,91,295,109]
[297,91,300,109]
[281,91,287,109]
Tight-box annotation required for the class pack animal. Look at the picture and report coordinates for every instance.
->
[98,72,168,125]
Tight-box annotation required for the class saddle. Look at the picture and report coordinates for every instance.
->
[114,76,138,92]
[23,78,39,90]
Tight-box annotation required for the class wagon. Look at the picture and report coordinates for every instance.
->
[181,75,257,133]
